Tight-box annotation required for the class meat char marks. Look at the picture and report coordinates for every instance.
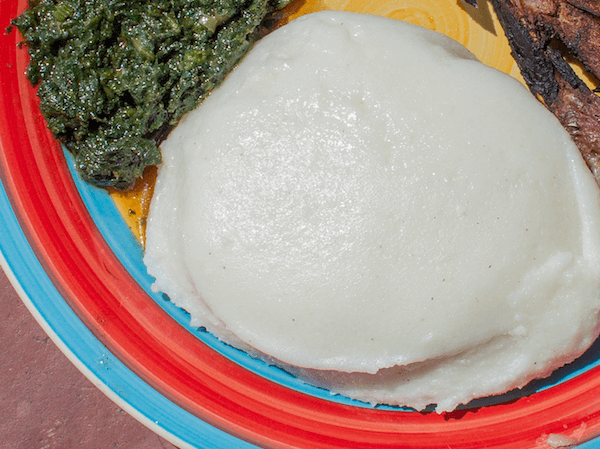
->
[473,0,600,180]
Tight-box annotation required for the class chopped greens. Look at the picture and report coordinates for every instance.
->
[10,0,290,188]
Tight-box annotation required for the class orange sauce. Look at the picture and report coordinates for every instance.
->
[107,165,157,247]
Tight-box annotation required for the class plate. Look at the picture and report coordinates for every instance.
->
[3,0,600,447]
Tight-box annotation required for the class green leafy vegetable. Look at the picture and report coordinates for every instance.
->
[10,0,290,188]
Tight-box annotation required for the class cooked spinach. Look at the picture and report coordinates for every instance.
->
[10,0,289,188]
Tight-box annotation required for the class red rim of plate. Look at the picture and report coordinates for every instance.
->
[3,0,600,447]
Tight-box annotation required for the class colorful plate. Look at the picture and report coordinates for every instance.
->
[3,0,600,447]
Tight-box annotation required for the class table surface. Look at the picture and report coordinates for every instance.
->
[0,267,179,449]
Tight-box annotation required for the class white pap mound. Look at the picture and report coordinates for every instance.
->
[144,11,600,412]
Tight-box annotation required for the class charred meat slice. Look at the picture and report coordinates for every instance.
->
[517,0,600,80]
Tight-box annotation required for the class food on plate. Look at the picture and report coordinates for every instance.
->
[477,0,600,182]
[143,11,600,412]
[10,0,290,188]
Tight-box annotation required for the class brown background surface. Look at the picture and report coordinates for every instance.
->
[0,267,179,449]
